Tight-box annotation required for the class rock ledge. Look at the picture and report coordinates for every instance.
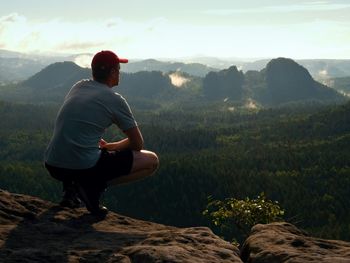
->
[241,222,350,263]
[0,190,241,263]
[2,189,350,263]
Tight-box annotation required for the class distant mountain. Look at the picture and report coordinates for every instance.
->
[0,62,90,103]
[0,62,179,106]
[23,62,90,91]
[0,57,47,84]
[239,59,350,81]
[202,66,244,101]
[297,60,350,80]
[123,59,218,77]
[0,49,24,58]
[325,76,350,96]
[202,58,345,106]
[247,58,344,105]
[180,56,248,69]
[118,71,177,101]
[2,49,350,83]
[0,58,346,107]
[0,51,217,83]
[0,50,90,84]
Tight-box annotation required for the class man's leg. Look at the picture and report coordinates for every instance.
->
[74,149,158,217]
[107,150,159,186]
[74,168,109,217]
[60,180,82,208]
[44,163,81,208]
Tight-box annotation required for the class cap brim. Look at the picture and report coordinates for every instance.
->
[118,58,128,63]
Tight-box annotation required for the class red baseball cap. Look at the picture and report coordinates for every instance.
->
[91,50,128,70]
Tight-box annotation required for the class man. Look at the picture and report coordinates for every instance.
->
[44,50,159,217]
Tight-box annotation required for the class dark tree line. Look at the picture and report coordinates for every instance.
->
[0,100,349,241]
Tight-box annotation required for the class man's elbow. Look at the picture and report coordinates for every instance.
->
[125,126,144,151]
[130,137,144,151]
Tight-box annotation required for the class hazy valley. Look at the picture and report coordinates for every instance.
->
[0,50,350,245]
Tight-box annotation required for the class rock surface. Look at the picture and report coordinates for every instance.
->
[2,189,350,263]
[241,222,350,263]
[0,190,241,263]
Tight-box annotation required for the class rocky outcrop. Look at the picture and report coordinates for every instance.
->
[241,222,350,262]
[0,190,241,263]
[2,189,350,263]
[263,57,343,105]
[203,66,245,101]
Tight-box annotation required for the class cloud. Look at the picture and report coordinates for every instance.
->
[245,99,258,110]
[74,54,94,68]
[56,41,104,51]
[169,72,190,87]
[0,13,24,23]
[0,13,32,50]
[0,11,349,59]
[0,13,175,56]
[203,2,350,15]
[105,18,123,28]
[0,13,135,54]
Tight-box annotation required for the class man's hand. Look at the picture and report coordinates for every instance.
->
[99,127,144,151]
[99,138,122,151]
[99,138,108,149]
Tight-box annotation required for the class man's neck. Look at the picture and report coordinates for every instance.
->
[94,79,113,88]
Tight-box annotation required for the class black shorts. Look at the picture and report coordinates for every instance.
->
[45,149,134,186]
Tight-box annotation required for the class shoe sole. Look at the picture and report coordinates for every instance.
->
[75,183,108,217]
[59,200,82,209]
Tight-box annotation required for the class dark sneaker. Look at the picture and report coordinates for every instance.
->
[93,205,109,218]
[59,195,82,209]
[75,182,108,218]
[59,183,82,209]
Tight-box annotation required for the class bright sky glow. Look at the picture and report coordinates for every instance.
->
[0,0,349,60]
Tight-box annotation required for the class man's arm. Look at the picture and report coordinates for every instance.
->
[99,126,144,151]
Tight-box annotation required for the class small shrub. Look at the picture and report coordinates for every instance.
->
[203,193,285,242]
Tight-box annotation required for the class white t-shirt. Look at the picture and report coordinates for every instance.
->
[44,79,137,169]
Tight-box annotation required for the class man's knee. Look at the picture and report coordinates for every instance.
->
[151,153,159,171]
[132,150,159,172]
[144,150,159,170]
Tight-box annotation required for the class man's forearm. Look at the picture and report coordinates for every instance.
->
[104,138,130,151]
[102,137,143,151]
[100,126,144,151]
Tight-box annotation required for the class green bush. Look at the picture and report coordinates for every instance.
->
[203,193,285,242]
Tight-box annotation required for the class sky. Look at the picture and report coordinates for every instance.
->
[1,0,350,60]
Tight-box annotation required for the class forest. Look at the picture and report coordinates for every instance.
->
[0,98,349,242]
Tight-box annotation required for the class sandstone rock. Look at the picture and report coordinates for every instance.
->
[241,222,350,263]
[0,190,241,263]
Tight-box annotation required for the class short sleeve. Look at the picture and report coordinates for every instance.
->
[110,93,138,131]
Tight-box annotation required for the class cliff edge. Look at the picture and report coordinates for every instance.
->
[1,189,350,263]
[0,189,241,263]
[241,222,350,262]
